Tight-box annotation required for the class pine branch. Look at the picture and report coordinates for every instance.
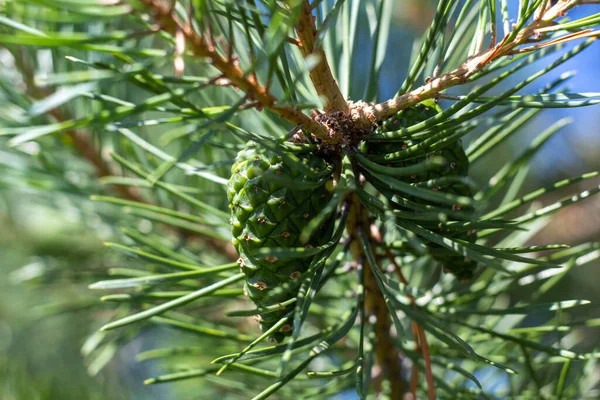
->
[367,0,599,123]
[12,49,238,262]
[12,50,142,203]
[139,0,332,141]
[293,0,347,113]
[4,1,599,397]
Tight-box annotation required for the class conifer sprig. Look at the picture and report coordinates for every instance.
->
[1,0,599,399]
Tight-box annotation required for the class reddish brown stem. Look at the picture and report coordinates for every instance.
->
[417,321,436,400]
[140,0,330,140]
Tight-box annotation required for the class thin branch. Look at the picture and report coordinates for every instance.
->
[347,195,405,398]
[416,320,435,400]
[368,0,596,122]
[293,0,347,113]
[140,0,331,141]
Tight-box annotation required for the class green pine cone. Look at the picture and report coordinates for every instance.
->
[364,101,477,281]
[227,142,335,341]
[367,101,469,182]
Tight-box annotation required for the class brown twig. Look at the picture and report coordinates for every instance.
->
[346,195,405,399]
[140,0,331,141]
[293,0,347,113]
[367,0,595,123]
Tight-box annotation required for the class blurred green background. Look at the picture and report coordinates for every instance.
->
[1,0,599,398]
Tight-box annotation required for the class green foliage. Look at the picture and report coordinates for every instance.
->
[1,0,599,399]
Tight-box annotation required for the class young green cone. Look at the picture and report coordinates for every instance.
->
[364,101,477,281]
[227,142,336,341]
